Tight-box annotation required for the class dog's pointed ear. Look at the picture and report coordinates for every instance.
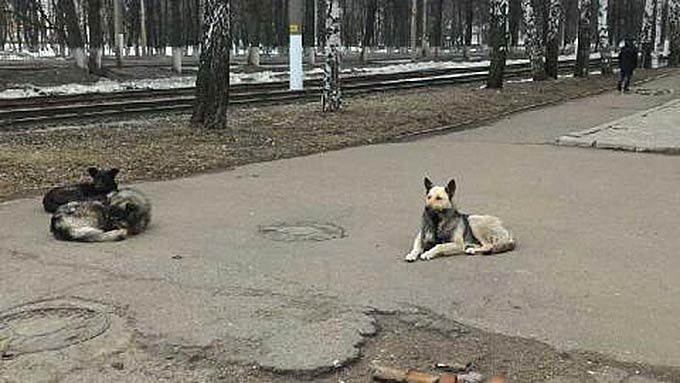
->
[87,167,98,177]
[446,179,457,198]
[109,168,120,178]
[424,177,434,193]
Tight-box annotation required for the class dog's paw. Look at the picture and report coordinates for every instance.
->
[465,247,477,255]
[404,252,419,262]
[420,251,435,261]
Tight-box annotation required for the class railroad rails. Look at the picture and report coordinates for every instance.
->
[0,58,614,129]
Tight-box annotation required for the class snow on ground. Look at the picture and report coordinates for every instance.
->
[0,53,601,99]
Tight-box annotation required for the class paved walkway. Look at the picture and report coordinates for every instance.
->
[557,98,680,153]
[1,71,679,382]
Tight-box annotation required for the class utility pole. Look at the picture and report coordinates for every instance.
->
[289,0,304,90]
[114,0,124,67]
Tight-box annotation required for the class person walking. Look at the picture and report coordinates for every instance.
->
[618,38,638,92]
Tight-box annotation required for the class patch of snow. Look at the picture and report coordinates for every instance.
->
[0,53,609,99]
[506,78,534,84]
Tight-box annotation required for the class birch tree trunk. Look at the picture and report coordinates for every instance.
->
[545,0,562,78]
[574,0,592,77]
[640,0,656,68]
[523,0,546,80]
[598,0,613,75]
[322,0,341,112]
[192,0,231,130]
[487,0,509,89]
[670,0,680,66]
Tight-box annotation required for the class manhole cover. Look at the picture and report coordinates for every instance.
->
[259,222,346,242]
[0,298,111,357]
[634,88,674,96]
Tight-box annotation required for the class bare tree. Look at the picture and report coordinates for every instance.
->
[659,0,669,49]
[244,0,260,66]
[670,0,680,66]
[640,0,656,68]
[410,0,417,59]
[87,0,103,70]
[113,0,123,67]
[140,0,147,55]
[421,0,429,57]
[59,0,86,69]
[509,0,522,47]
[360,0,378,63]
[574,0,593,77]
[464,0,473,45]
[192,0,231,130]
[431,0,444,56]
[598,0,613,74]
[523,0,546,80]
[304,0,317,64]
[487,0,509,89]
[171,0,183,73]
[545,0,562,78]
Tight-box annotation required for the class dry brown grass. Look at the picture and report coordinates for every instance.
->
[0,68,675,201]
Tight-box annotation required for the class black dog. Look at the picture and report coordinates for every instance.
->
[42,167,119,213]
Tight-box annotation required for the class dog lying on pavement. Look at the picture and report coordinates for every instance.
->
[405,177,515,262]
[42,167,119,213]
[50,188,151,242]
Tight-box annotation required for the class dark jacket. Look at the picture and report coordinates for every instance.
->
[619,43,638,73]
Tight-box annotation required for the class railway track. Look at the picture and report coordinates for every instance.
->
[0,58,613,128]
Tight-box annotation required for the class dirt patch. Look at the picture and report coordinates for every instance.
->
[133,309,680,383]
[0,68,676,202]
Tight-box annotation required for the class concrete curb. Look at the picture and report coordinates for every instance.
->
[556,99,680,155]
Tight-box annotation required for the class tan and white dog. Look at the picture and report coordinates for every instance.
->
[404,177,515,262]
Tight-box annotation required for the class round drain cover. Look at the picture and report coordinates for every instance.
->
[259,222,346,242]
[634,88,673,96]
[0,299,110,356]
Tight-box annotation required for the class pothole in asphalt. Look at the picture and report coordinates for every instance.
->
[634,88,674,96]
[258,222,346,242]
[0,298,111,357]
